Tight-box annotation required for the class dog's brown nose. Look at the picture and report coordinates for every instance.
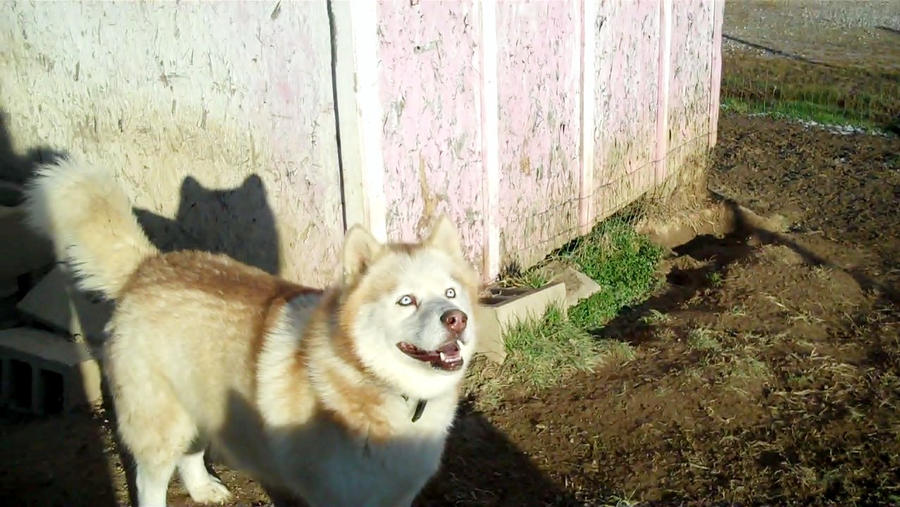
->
[441,309,467,334]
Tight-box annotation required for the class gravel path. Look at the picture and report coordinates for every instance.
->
[724,0,900,68]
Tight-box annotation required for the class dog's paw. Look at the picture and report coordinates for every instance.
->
[187,475,232,504]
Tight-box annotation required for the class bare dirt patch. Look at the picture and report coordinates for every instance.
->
[711,112,900,298]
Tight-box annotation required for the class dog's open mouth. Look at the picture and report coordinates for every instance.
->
[397,339,464,371]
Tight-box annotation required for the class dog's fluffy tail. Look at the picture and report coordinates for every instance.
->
[25,157,157,299]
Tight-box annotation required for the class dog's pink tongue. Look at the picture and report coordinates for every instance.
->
[437,340,461,359]
[398,342,441,361]
[397,340,463,370]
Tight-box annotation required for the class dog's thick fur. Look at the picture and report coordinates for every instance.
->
[25,158,479,506]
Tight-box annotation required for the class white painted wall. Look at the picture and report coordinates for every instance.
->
[1,1,344,284]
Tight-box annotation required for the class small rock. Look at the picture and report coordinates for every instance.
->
[16,266,113,343]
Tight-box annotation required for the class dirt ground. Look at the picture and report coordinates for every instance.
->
[468,115,899,504]
[3,2,900,506]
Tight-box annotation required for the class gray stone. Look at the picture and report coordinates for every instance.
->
[16,266,113,343]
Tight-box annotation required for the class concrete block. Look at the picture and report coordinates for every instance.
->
[475,282,567,363]
[0,327,102,413]
[16,266,113,343]
[0,187,54,280]
[543,261,602,307]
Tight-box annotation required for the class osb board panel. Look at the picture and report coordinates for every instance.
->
[665,0,716,180]
[0,2,343,285]
[377,0,486,268]
[495,0,582,271]
[592,0,661,222]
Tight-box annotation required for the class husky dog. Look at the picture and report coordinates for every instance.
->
[25,158,479,506]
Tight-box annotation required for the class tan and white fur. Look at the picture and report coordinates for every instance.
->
[25,157,479,507]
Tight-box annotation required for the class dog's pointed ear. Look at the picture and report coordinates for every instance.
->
[343,225,382,282]
[427,215,463,258]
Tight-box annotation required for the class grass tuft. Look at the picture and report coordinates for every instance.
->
[499,269,549,289]
[688,327,722,352]
[641,309,671,325]
[562,219,664,330]
[501,306,613,389]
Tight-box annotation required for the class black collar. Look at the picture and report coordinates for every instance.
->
[411,399,427,422]
[401,395,428,422]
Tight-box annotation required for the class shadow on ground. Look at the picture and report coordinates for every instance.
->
[723,34,835,67]
[595,199,897,348]
[418,399,583,506]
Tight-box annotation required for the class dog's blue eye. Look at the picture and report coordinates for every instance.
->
[445,288,456,298]
[397,295,416,306]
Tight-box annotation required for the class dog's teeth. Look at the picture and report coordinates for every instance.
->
[439,352,446,361]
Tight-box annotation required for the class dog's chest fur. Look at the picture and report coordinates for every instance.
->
[246,293,457,505]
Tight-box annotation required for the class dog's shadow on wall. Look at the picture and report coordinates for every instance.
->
[134,174,280,275]
[0,112,67,186]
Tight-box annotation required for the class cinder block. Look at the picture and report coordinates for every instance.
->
[0,327,102,414]
[475,282,567,363]
[16,266,113,343]
[0,187,54,281]
[543,261,602,307]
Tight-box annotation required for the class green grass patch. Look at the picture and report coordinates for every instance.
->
[688,327,722,352]
[562,219,664,331]
[721,53,900,131]
[501,306,607,388]
[721,97,879,130]
[480,217,660,393]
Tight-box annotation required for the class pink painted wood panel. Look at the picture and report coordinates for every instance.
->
[592,0,661,220]
[666,0,717,176]
[372,0,721,279]
[376,0,487,268]
[3,0,723,283]
[495,0,582,269]
[708,0,725,147]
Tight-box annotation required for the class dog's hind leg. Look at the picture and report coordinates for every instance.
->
[178,446,232,504]
[118,394,196,506]
[108,353,197,506]
[123,406,194,506]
